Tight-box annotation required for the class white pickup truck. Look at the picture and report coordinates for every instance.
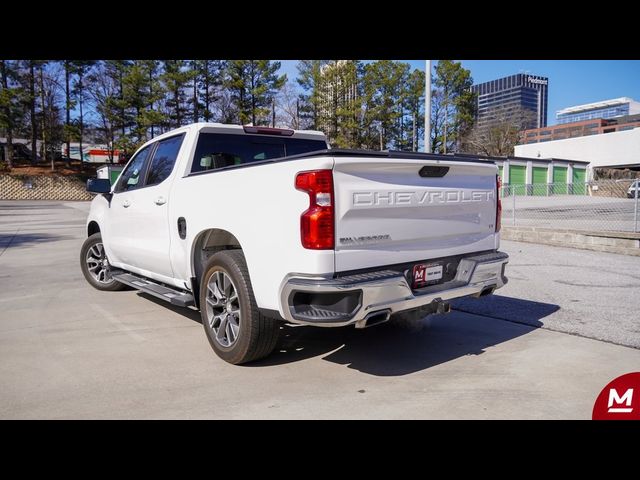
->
[81,123,508,364]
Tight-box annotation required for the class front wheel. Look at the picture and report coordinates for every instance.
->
[200,250,280,365]
[80,232,125,291]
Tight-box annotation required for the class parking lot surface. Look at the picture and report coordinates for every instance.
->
[1,201,639,419]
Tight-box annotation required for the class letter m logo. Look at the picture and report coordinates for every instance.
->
[608,388,633,413]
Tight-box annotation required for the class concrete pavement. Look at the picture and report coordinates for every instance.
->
[0,200,639,419]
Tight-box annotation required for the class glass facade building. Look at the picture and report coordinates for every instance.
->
[556,98,640,124]
[472,74,548,130]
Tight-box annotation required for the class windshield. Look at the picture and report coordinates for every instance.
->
[191,133,327,174]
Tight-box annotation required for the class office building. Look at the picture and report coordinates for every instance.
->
[515,127,640,170]
[556,97,640,124]
[317,60,359,143]
[472,74,548,129]
[521,114,640,144]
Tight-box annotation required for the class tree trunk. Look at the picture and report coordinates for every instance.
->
[0,60,13,168]
[193,66,198,123]
[443,112,448,154]
[251,65,256,126]
[119,67,125,138]
[38,66,48,166]
[78,76,84,170]
[149,67,154,138]
[174,88,180,127]
[29,62,37,164]
[110,130,115,164]
[272,98,275,127]
[65,61,71,161]
[412,111,416,152]
[204,61,210,122]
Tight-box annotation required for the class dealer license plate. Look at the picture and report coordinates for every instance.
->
[412,263,443,288]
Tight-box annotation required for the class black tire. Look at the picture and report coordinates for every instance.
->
[200,250,280,365]
[80,232,125,291]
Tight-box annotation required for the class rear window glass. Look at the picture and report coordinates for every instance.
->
[190,133,326,173]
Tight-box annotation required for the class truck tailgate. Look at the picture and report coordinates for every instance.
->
[333,156,498,272]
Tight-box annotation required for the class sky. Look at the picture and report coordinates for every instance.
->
[278,60,640,127]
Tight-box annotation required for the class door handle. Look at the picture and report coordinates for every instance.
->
[122,200,131,208]
[155,196,167,206]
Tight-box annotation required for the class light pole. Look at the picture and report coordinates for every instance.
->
[425,60,432,153]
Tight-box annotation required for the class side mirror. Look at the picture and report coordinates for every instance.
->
[86,178,112,194]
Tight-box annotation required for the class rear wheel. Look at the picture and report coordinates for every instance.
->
[200,250,280,365]
[80,233,125,291]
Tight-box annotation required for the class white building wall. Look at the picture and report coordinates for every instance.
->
[629,100,640,116]
[515,128,640,168]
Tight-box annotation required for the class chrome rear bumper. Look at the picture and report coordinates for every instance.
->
[280,251,509,327]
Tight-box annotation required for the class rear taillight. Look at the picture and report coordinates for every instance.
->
[295,170,334,249]
[496,174,502,232]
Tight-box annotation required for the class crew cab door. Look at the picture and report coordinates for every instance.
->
[108,134,185,279]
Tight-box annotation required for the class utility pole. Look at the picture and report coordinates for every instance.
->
[425,60,431,153]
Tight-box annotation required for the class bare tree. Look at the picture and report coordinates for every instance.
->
[213,88,237,124]
[39,65,64,168]
[430,89,445,153]
[463,106,536,157]
[87,63,120,163]
[275,81,301,129]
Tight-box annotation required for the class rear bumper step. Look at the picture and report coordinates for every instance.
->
[113,272,195,307]
[280,251,508,327]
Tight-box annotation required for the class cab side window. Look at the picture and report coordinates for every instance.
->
[146,134,185,186]
[115,146,152,193]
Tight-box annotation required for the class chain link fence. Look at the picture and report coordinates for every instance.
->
[501,179,640,233]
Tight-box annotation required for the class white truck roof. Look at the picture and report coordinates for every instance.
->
[152,123,327,143]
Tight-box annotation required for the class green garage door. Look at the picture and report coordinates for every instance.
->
[109,167,123,185]
[553,167,567,194]
[532,166,548,196]
[510,165,526,195]
[571,168,586,195]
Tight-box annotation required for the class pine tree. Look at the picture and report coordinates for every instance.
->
[296,60,326,130]
[404,68,425,152]
[0,60,23,169]
[161,60,191,128]
[24,61,38,163]
[69,61,97,165]
[196,60,225,122]
[432,60,475,154]
[225,60,286,125]
[360,60,407,150]
[142,60,165,137]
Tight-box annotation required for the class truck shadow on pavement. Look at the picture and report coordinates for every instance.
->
[254,295,559,376]
[0,232,67,251]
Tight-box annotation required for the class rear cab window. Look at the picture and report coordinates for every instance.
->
[190,133,327,174]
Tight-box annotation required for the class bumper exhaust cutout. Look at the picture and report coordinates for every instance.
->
[355,309,391,329]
